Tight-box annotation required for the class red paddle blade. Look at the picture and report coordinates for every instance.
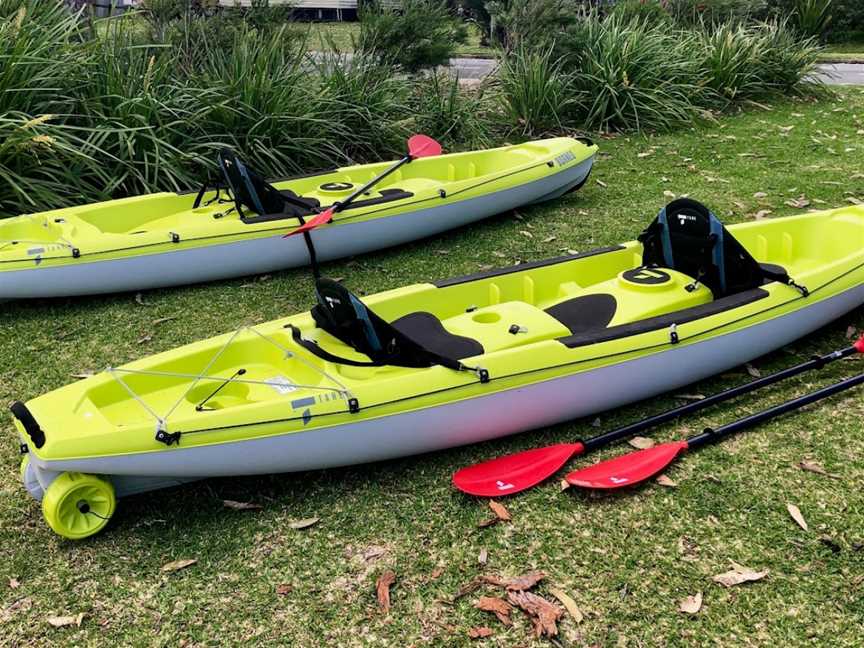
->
[565,441,689,490]
[283,208,333,238]
[452,443,584,497]
[407,134,442,159]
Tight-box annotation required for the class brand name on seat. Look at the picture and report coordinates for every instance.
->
[325,296,342,306]
[554,151,576,166]
[677,214,697,224]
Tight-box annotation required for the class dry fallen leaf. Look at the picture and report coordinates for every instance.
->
[430,567,444,579]
[276,583,293,596]
[376,570,396,613]
[453,577,484,601]
[798,459,840,479]
[478,549,488,565]
[222,500,262,511]
[475,596,513,626]
[482,571,545,591]
[753,191,768,199]
[560,478,571,492]
[751,209,773,220]
[468,627,493,639]
[8,578,20,590]
[548,587,583,623]
[787,503,809,532]
[47,613,84,628]
[846,326,858,340]
[70,372,95,380]
[679,591,702,614]
[488,500,511,522]
[676,393,705,401]
[288,517,319,530]
[507,590,563,638]
[134,293,150,306]
[655,474,678,487]
[628,436,655,450]
[712,562,768,587]
[745,363,761,378]
[596,179,608,188]
[161,558,197,573]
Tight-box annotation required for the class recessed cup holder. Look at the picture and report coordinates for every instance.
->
[472,311,501,324]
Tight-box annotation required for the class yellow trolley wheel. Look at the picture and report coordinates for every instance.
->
[42,472,116,540]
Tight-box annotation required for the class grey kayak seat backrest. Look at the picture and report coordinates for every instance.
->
[218,149,319,221]
[638,198,805,298]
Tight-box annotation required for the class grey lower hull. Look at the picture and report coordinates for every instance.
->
[1,159,592,299]
[26,284,864,499]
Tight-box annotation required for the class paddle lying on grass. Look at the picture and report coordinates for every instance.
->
[285,134,442,237]
[566,369,864,489]
[452,335,864,497]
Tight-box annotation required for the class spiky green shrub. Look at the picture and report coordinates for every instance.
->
[357,0,468,73]
[558,14,710,132]
[495,47,579,136]
[667,0,769,26]
[789,0,832,39]
[410,72,494,149]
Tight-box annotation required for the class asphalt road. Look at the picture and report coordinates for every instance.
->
[450,58,864,85]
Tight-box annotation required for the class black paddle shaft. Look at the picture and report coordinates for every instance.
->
[688,371,864,449]
[336,155,409,212]
[582,343,861,453]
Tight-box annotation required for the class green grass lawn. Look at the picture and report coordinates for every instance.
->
[818,42,864,62]
[2,89,864,646]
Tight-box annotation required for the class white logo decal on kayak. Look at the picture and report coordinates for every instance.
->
[266,375,296,394]
[609,476,629,484]
[496,480,515,491]
[554,151,576,166]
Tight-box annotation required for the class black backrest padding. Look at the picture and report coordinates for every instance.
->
[545,294,618,335]
[311,278,462,369]
[639,198,765,298]
[218,149,290,217]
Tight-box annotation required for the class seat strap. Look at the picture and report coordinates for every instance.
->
[286,324,386,367]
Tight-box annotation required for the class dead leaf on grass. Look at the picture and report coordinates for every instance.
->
[8,578,20,590]
[488,500,511,522]
[548,587,583,623]
[595,179,607,188]
[134,292,151,306]
[784,196,811,209]
[475,596,513,626]
[478,549,488,565]
[679,591,702,614]
[376,570,396,613]
[787,503,808,532]
[452,577,483,601]
[152,316,177,326]
[276,583,293,595]
[753,191,768,199]
[161,558,197,573]
[560,479,571,492]
[47,613,84,628]
[288,517,319,530]
[468,627,493,639]
[223,500,262,511]
[745,363,761,378]
[847,326,858,339]
[628,436,655,450]
[482,571,545,591]
[507,590,563,638]
[676,393,705,401]
[712,562,768,587]
[70,372,95,380]
[655,474,677,487]
[798,459,840,479]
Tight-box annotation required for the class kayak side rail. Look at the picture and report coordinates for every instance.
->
[10,401,45,449]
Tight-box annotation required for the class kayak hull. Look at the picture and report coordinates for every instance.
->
[23,281,864,500]
[0,148,594,299]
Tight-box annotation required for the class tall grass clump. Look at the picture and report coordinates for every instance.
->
[558,14,710,132]
[410,72,494,150]
[495,47,579,136]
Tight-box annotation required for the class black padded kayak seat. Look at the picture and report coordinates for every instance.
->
[218,149,318,221]
[391,312,484,360]
[545,293,618,335]
[305,278,478,370]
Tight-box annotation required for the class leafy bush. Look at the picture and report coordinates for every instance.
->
[609,0,673,24]
[495,47,579,135]
[559,14,710,131]
[484,0,580,51]
[357,0,468,73]
[789,0,833,39]
[667,0,769,26]
[410,72,494,149]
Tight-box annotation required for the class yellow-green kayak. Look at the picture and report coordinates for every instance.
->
[13,199,864,538]
[0,137,596,299]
